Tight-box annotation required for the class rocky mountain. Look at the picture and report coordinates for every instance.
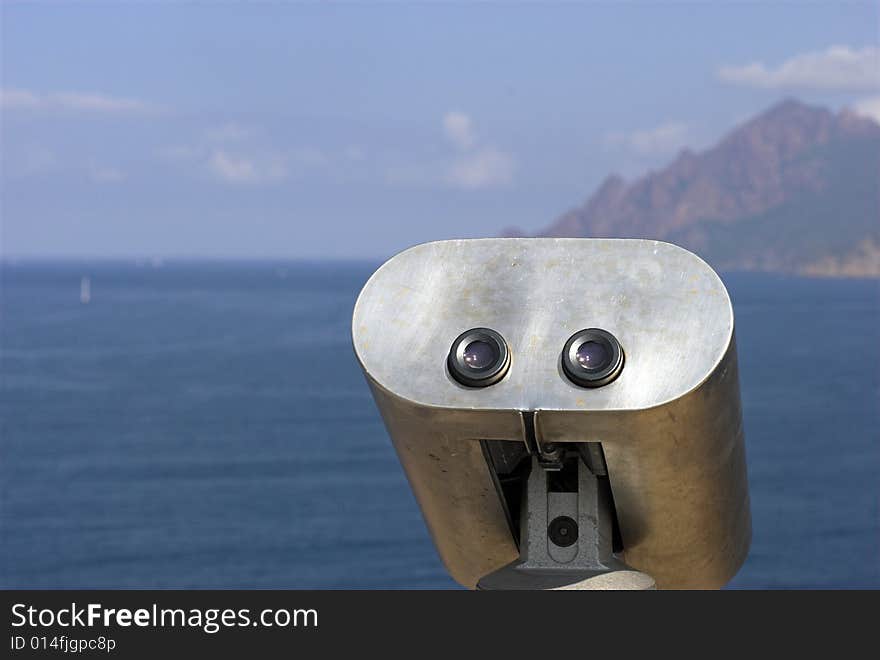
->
[522,99,880,277]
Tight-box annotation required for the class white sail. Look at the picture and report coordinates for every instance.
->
[80,276,91,304]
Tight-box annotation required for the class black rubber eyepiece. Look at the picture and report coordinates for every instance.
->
[561,328,624,388]
[447,328,510,388]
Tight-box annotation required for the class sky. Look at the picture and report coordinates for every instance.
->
[2,2,878,260]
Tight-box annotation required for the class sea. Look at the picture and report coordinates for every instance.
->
[1,260,878,589]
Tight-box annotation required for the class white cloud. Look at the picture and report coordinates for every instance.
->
[156,144,200,161]
[204,122,254,142]
[344,145,366,162]
[4,146,127,182]
[718,45,880,92]
[440,111,515,188]
[853,96,880,124]
[207,150,287,184]
[14,145,60,176]
[447,147,515,189]
[290,146,329,168]
[159,127,294,185]
[88,162,125,184]
[209,151,257,183]
[51,92,151,113]
[0,88,42,110]
[1,87,157,114]
[443,111,476,150]
[605,121,691,156]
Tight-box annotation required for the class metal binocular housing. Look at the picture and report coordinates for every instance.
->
[352,238,751,590]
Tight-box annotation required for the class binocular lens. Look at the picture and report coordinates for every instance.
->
[448,328,510,388]
[562,328,624,388]
[575,340,610,370]
[462,340,496,370]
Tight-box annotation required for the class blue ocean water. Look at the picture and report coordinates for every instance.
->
[1,261,877,588]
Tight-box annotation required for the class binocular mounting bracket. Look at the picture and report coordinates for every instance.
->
[478,449,656,590]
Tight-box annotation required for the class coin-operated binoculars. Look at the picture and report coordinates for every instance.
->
[352,239,750,589]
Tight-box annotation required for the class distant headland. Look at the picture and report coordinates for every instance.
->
[505,99,880,278]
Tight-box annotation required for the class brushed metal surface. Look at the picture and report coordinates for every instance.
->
[352,238,750,589]
[353,238,732,411]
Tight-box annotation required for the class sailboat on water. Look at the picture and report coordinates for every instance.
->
[80,276,91,304]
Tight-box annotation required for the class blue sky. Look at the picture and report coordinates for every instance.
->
[2,2,878,259]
